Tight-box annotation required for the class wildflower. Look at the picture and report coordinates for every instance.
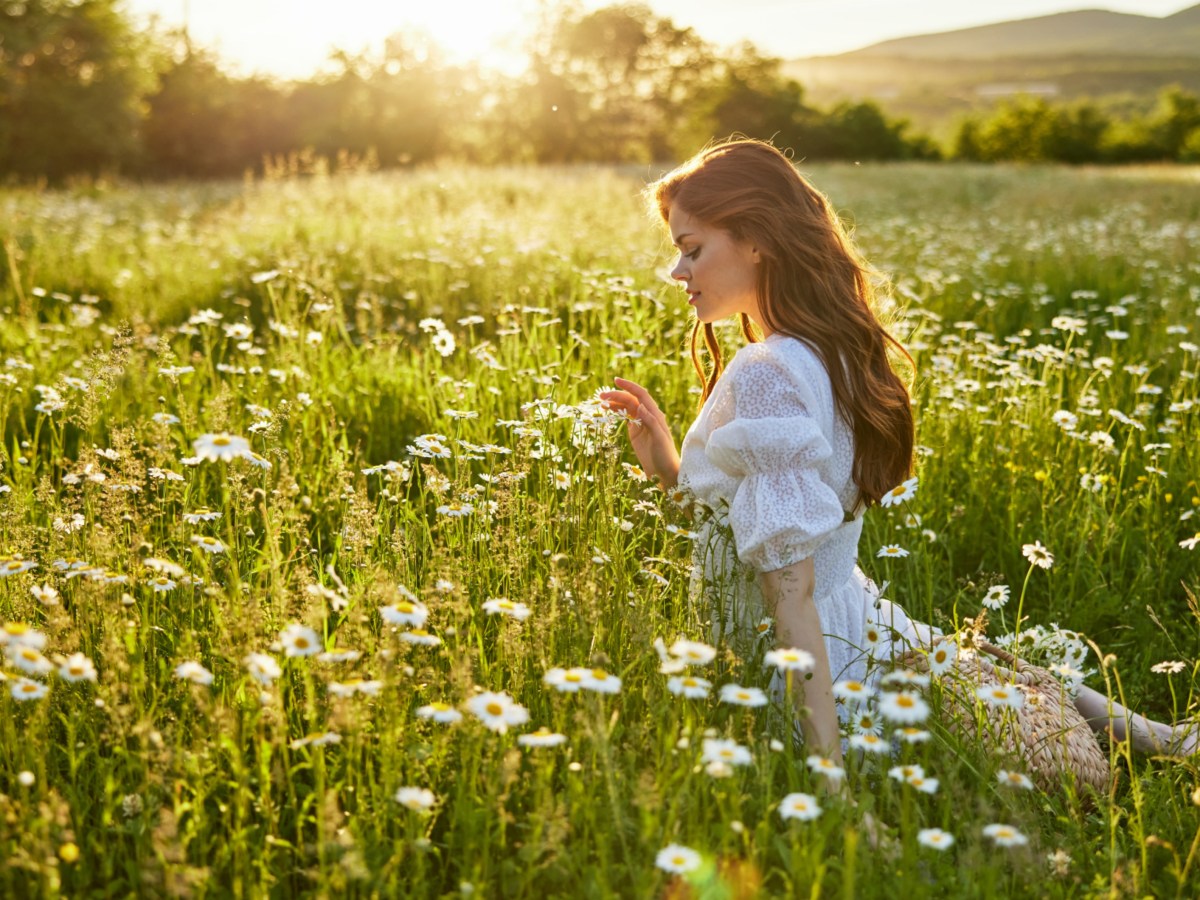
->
[190,535,226,554]
[982,823,1028,847]
[244,451,272,470]
[977,684,1025,710]
[879,691,930,724]
[928,641,957,676]
[655,844,701,874]
[917,828,955,850]
[1151,660,1187,674]
[862,623,885,655]
[888,763,924,782]
[184,508,222,524]
[517,727,568,748]
[755,617,773,638]
[667,675,712,699]
[669,638,717,666]
[417,702,464,724]
[192,433,251,462]
[174,661,214,685]
[880,669,930,688]
[719,684,768,707]
[17,771,34,787]
[852,711,882,735]
[806,755,845,783]
[8,645,54,676]
[1,622,46,650]
[880,477,918,507]
[395,787,437,812]
[436,501,473,517]
[465,691,529,733]
[778,792,822,821]
[30,584,59,605]
[432,330,456,357]
[876,544,909,558]
[701,738,752,767]
[0,557,37,577]
[280,624,322,657]
[152,412,181,425]
[59,653,97,683]
[328,679,384,698]
[849,733,889,754]
[400,629,441,646]
[11,678,48,701]
[289,732,342,749]
[764,647,815,672]
[1022,541,1054,569]
[317,648,361,664]
[381,600,429,629]
[581,668,622,694]
[1180,534,1200,551]
[897,727,930,743]
[1047,848,1072,876]
[244,652,282,685]
[982,585,1011,610]
[833,680,875,705]
[544,667,589,692]
[997,770,1035,790]
[482,598,532,621]
[907,774,939,794]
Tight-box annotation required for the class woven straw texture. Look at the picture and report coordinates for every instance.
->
[898,641,1110,796]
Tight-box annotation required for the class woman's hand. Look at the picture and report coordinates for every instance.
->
[598,377,680,488]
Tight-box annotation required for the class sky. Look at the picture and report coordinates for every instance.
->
[125,0,1193,79]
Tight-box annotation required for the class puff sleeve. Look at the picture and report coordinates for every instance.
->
[703,353,847,573]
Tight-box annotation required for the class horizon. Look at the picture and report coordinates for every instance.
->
[125,0,1194,80]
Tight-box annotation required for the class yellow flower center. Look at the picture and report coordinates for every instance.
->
[485,702,504,716]
[294,637,309,649]
[214,437,230,446]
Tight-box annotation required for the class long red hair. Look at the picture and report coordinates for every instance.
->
[650,139,914,506]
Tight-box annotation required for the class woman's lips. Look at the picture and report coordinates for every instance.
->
[687,291,700,305]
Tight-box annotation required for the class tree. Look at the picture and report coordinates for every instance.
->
[0,0,157,179]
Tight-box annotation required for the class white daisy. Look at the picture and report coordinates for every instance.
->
[997,770,1035,790]
[878,691,930,725]
[718,684,768,707]
[380,600,429,628]
[655,844,701,874]
[849,733,889,755]
[668,638,717,666]
[190,535,226,554]
[244,652,282,685]
[879,476,918,508]
[465,691,529,733]
[280,623,322,657]
[192,433,251,462]
[806,755,845,783]
[394,787,436,813]
[701,738,752,767]
[982,823,1028,847]
[833,679,875,705]
[928,641,957,676]
[174,660,214,685]
[977,684,1025,710]
[482,598,532,621]
[543,667,589,693]
[399,629,441,646]
[876,544,909,559]
[917,828,955,850]
[416,702,464,724]
[581,668,622,694]
[778,792,822,821]
[11,677,49,701]
[667,675,712,699]
[1022,541,1054,569]
[764,647,815,672]
[58,653,97,683]
[517,727,567,748]
[982,585,1011,609]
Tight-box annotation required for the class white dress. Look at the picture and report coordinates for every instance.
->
[677,333,935,707]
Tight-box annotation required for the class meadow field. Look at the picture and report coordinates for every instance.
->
[0,161,1198,898]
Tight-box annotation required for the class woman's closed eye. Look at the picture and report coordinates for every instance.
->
[682,247,700,261]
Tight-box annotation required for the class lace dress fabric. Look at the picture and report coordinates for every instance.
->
[677,334,934,704]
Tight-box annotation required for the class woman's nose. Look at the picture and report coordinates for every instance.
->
[670,257,688,281]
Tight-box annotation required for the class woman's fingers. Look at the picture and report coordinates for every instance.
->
[612,377,665,422]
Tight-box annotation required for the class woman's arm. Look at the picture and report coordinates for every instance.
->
[760,558,842,766]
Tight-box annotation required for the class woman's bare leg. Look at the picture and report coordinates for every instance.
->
[1073,685,1197,755]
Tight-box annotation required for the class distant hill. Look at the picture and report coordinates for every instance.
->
[848,5,1200,59]
[783,4,1200,143]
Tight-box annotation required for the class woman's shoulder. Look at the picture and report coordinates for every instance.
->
[726,333,831,390]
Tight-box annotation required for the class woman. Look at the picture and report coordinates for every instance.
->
[600,139,1195,766]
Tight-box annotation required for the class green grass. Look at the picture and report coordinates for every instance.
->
[0,162,1198,898]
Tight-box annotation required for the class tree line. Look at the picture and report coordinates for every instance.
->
[2,1,1198,182]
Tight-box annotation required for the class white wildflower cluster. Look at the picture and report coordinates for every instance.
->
[993,623,1094,694]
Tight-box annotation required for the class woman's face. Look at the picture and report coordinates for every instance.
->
[667,204,764,330]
